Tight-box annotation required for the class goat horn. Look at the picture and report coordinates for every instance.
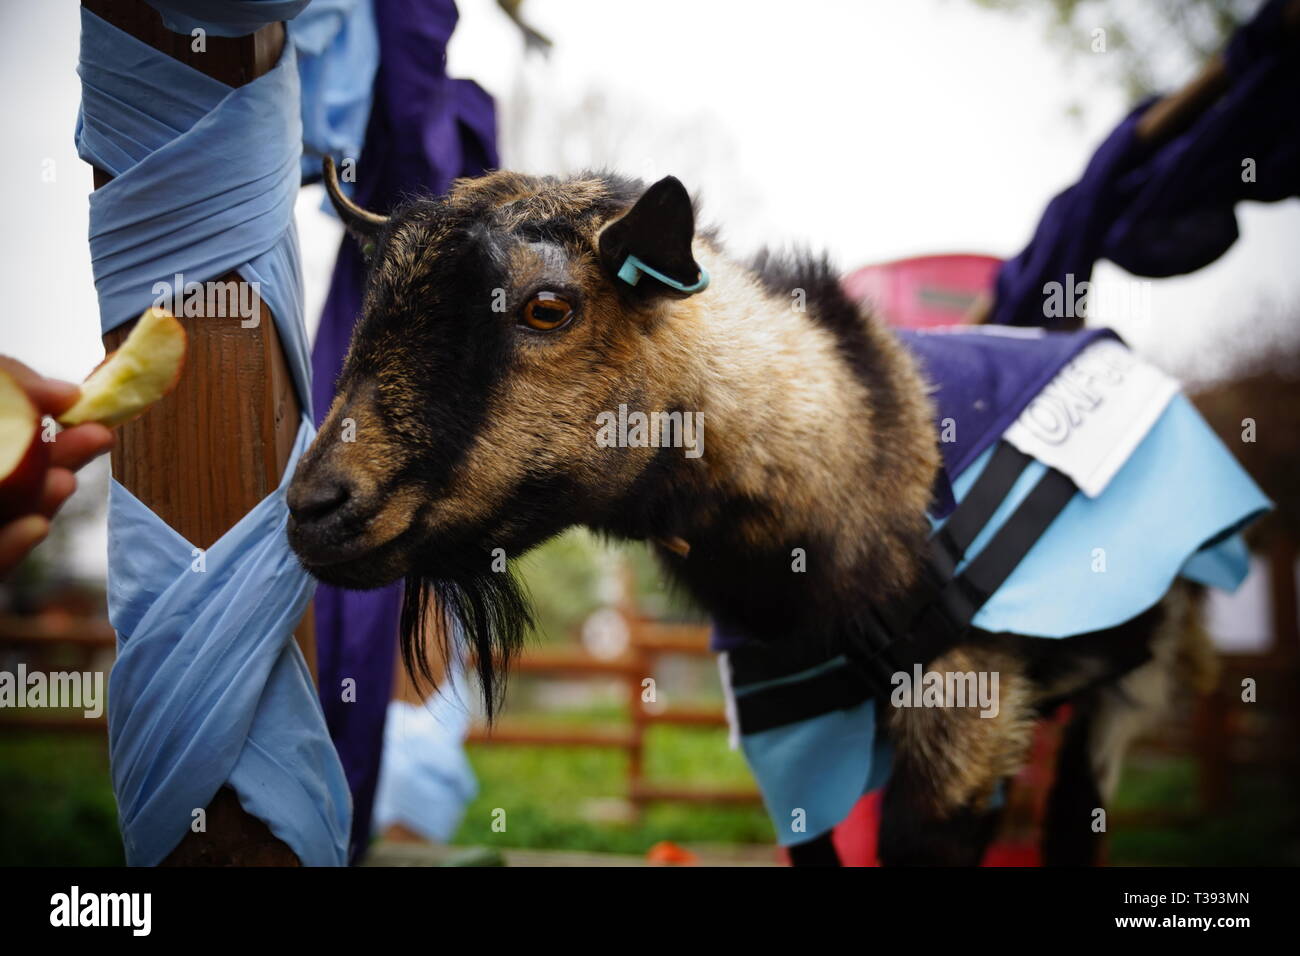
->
[322,155,389,229]
[656,536,691,558]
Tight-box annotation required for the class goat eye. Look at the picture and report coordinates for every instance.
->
[520,292,574,331]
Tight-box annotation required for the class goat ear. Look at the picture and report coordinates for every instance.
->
[599,176,708,299]
[323,156,389,260]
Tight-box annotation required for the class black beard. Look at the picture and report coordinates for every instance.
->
[399,550,534,723]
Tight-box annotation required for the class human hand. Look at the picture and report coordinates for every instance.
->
[0,356,115,579]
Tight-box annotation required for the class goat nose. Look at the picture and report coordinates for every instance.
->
[288,474,352,524]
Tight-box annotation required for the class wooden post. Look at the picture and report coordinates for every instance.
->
[616,561,648,811]
[1266,532,1300,803]
[82,0,315,866]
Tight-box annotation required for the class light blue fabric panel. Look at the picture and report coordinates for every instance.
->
[948,394,1269,637]
[107,425,348,865]
[737,393,1268,845]
[77,7,349,865]
[1179,532,1252,592]
[372,664,479,843]
[291,0,378,180]
[736,690,891,847]
[77,10,312,405]
[145,0,312,38]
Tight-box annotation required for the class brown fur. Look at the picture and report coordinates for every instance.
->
[292,167,1218,859]
[304,171,940,601]
[888,646,1037,817]
[1086,582,1214,800]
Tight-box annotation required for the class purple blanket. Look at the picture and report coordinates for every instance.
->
[311,0,498,863]
[992,0,1300,328]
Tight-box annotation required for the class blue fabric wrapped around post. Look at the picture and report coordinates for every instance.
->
[291,0,378,181]
[76,5,350,866]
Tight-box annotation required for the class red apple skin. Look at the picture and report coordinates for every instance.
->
[0,424,50,523]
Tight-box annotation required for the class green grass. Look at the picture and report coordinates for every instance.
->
[453,722,774,854]
[0,732,123,866]
[515,530,707,645]
[1108,757,1300,866]
[4,723,1295,866]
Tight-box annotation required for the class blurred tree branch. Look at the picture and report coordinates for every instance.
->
[497,0,553,55]
[970,0,1258,99]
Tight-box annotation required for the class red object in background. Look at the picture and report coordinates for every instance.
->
[775,251,1037,867]
[842,254,1002,329]
[776,252,1063,866]
[778,707,1074,867]
[646,840,698,865]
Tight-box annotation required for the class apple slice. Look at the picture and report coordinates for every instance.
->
[0,368,50,522]
[58,307,187,429]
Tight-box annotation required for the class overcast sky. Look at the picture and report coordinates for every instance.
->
[4,0,1297,380]
[1,0,1296,580]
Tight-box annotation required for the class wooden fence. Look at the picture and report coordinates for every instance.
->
[465,615,762,808]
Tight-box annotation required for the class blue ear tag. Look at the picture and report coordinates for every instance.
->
[618,254,710,294]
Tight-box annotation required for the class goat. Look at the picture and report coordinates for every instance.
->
[288,159,1233,866]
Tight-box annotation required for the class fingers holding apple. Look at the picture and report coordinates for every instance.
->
[0,366,52,522]
[36,465,78,519]
[0,514,51,579]
[0,362,119,523]
[0,307,187,575]
[0,372,107,577]
[0,355,81,416]
[49,421,115,473]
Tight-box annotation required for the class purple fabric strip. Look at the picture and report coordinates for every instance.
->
[991,0,1300,328]
[311,0,499,863]
[897,326,1117,481]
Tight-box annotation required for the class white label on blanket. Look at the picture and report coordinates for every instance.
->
[1003,339,1179,498]
[717,653,741,750]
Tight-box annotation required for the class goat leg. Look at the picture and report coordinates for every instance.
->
[878,645,1036,865]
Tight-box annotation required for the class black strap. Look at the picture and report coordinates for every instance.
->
[853,464,1076,688]
[733,661,872,735]
[728,636,843,688]
[952,465,1076,611]
[881,442,1032,633]
[728,443,1032,691]
[929,442,1032,579]
[892,465,1077,669]
[732,451,1078,734]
